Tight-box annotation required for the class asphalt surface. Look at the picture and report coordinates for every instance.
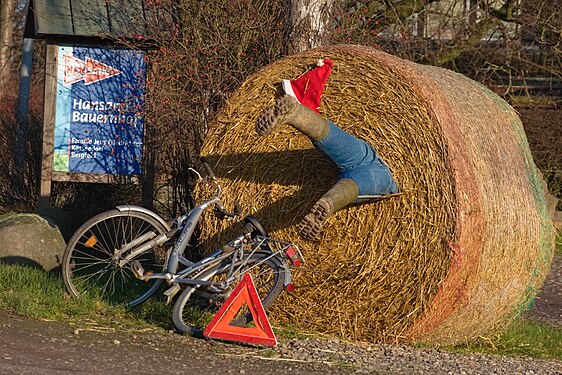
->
[0,311,347,375]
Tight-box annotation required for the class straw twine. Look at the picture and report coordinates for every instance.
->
[195,45,555,345]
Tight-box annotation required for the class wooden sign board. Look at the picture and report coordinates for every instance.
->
[39,43,146,208]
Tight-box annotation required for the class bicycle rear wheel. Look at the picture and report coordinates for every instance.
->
[62,209,169,307]
[172,252,285,336]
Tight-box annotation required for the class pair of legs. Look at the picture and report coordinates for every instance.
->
[256,95,398,240]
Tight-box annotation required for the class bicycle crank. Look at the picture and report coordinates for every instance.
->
[163,284,181,304]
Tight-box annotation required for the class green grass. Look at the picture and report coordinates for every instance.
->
[0,263,172,331]
[554,231,562,254]
[1,263,561,361]
[447,319,562,360]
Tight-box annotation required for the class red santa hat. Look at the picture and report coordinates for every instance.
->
[281,59,332,113]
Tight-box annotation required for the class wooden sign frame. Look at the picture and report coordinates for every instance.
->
[39,43,142,208]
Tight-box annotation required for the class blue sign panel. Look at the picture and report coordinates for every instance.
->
[53,46,146,175]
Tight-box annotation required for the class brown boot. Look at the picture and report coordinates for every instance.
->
[298,179,359,240]
[255,95,330,141]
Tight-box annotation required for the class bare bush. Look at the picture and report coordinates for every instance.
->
[135,0,289,215]
[329,1,562,96]
[0,90,42,212]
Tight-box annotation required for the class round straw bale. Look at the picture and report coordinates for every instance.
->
[196,45,555,345]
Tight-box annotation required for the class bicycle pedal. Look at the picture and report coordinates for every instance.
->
[164,284,181,304]
[131,260,145,279]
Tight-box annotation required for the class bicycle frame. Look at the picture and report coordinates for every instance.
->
[112,162,302,293]
[165,235,299,290]
[61,160,304,319]
[129,221,294,289]
[116,194,220,275]
[165,196,221,274]
[116,198,293,290]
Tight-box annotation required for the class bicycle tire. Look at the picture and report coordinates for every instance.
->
[62,209,169,307]
[172,252,285,336]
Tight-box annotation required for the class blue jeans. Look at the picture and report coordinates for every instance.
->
[313,122,398,201]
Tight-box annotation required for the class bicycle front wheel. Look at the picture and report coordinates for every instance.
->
[172,252,285,335]
[62,209,169,307]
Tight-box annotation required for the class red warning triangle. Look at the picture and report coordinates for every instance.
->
[203,273,277,346]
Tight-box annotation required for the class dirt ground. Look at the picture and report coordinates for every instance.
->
[0,310,348,375]
[0,254,560,374]
[523,252,562,326]
[519,108,562,211]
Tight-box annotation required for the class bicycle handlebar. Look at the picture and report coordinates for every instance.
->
[196,158,226,214]
[198,158,244,220]
[197,158,221,195]
[200,157,216,179]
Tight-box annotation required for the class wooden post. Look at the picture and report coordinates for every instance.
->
[14,38,34,195]
[38,43,57,209]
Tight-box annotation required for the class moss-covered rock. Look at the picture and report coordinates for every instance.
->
[0,212,66,272]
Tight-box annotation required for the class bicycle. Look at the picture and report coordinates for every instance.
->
[61,159,304,335]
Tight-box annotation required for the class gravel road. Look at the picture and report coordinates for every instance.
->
[1,254,561,374]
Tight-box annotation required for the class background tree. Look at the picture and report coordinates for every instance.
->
[288,0,338,53]
[329,0,561,96]
[0,0,19,90]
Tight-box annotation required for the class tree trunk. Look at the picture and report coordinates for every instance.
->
[0,0,17,89]
[288,0,336,54]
